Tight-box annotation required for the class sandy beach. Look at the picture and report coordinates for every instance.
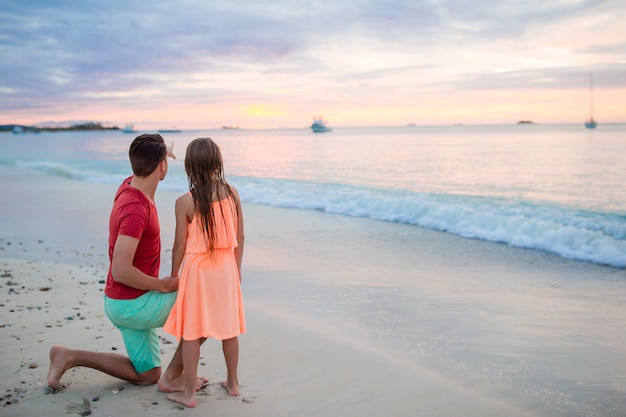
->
[0,257,535,417]
[1,166,626,417]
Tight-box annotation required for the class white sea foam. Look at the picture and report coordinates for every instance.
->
[233,177,625,268]
[4,158,625,267]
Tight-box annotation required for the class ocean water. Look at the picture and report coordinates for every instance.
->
[1,124,624,268]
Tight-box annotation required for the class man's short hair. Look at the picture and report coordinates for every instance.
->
[129,134,167,177]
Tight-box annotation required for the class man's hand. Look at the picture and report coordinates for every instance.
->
[160,276,179,292]
[167,142,176,159]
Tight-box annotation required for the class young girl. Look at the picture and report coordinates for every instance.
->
[163,137,245,408]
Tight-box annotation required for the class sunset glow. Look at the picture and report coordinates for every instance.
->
[1,1,625,129]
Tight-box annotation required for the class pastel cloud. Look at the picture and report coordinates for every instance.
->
[0,0,624,128]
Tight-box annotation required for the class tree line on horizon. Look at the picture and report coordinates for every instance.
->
[0,121,120,132]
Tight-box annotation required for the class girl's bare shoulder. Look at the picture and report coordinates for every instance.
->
[176,192,194,204]
[176,193,195,215]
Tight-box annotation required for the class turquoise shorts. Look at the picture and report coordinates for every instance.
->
[104,291,177,374]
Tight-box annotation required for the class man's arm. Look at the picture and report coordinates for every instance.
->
[111,235,178,292]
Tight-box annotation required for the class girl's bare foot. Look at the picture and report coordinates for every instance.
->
[221,379,239,396]
[47,346,71,390]
[167,391,197,408]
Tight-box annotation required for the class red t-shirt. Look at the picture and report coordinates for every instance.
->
[104,176,161,299]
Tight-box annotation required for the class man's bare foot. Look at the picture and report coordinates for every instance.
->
[47,346,71,390]
[167,391,197,408]
[158,375,208,393]
[221,380,239,396]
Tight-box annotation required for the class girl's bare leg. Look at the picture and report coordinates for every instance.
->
[220,336,239,396]
[166,339,200,408]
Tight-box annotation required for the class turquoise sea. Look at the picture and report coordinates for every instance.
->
[1,123,625,268]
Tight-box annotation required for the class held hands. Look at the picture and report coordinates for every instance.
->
[160,276,179,292]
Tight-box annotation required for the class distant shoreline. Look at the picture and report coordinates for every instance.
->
[1,122,119,133]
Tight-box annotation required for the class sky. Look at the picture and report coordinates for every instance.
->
[1,0,625,129]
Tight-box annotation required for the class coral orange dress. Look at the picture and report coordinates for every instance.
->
[164,196,245,341]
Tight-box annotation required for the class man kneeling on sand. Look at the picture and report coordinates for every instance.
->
[47,134,205,393]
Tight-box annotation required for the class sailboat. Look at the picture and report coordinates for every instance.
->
[585,73,597,129]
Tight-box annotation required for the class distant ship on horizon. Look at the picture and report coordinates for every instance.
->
[311,116,332,133]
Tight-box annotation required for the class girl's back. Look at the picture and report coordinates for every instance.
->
[185,194,239,255]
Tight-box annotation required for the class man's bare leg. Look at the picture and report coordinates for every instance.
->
[47,346,160,390]
[158,339,208,393]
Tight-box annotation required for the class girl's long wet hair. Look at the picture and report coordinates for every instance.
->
[184,137,234,254]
